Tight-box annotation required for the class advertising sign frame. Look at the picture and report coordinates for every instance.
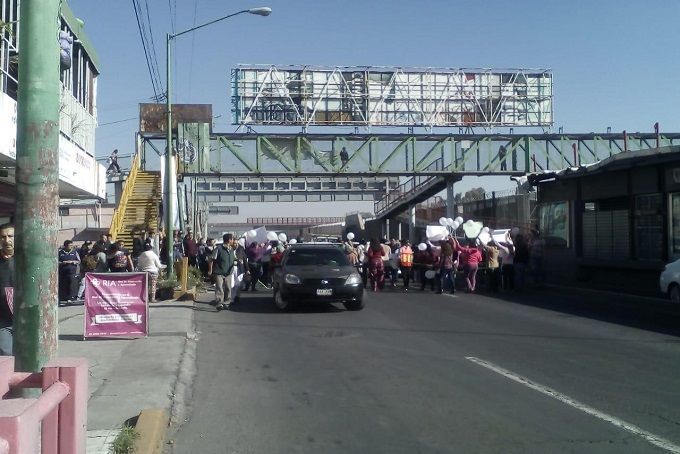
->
[83,272,149,339]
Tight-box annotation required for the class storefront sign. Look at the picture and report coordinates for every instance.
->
[84,272,148,338]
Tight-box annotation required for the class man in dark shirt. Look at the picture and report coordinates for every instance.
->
[131,230,144,268]
[58,240,80,302]
[0,223,14,355]
[183,232,198,267]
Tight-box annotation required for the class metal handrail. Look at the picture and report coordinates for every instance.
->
[109,152,141,241]
[374,158,444,216]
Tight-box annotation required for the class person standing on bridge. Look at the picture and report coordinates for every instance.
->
[498,145,507,171]
[106,149,121,175]
[339,147,349,168]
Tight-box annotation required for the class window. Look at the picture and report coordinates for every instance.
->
[671,193,680,259]
[582,197,629,260]
[538,201,569,247]
[285,248,349,267]
[634,194,662,260]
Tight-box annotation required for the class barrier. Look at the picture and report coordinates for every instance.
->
[0,356,88,453]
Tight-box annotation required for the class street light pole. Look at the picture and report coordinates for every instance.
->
[164,7,271,276]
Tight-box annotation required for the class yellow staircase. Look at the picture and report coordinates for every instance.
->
[109,153,161,250]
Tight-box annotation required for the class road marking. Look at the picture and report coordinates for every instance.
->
[465,356,680,453]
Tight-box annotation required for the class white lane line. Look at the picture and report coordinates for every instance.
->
[465,356,680,454]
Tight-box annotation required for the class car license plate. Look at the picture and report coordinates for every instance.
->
[316,289,332,296]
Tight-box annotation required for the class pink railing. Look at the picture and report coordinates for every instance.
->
[0,356,87,453]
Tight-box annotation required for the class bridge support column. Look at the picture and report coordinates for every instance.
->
[409,206,416,245]
[446,179,456,219]
[385,218,390,240]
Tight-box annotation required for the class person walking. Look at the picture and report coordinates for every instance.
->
[0,223,15,355]
[106,149,121,175]
[454,238,483,293]
[209,233,237,311]
[437,240,457,295]
[245,241,263,291]
[366,238,386,292]
[483,241,501,292]
[108,243,133,272]
[398,240,414,291]
[58,240,80,302]
[495,232,515,291]
[138,243,165,302]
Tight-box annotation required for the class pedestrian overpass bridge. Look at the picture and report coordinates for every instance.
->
[139,130,680,225]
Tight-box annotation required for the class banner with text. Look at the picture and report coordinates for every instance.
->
[84,272,148,338]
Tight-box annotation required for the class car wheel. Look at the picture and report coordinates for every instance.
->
[344,299,364,311]
[670,284,680,304]
[273,288,291,311]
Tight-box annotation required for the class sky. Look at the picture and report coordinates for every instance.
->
[67,0,680,217]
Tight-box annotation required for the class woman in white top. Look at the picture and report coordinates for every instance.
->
[137,244,165,302]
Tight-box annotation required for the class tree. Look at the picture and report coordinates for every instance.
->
[463,187,486,202]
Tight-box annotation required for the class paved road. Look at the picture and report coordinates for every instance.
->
[169,287,680,454]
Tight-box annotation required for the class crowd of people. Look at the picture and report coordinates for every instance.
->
[340,228,545,295]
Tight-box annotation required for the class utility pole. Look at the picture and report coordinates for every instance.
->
[14,0,61,371]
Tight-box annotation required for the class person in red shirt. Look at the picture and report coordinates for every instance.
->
[366,238,386,291]
[453,238,483,293]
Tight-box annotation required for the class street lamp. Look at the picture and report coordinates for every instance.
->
[165,7,271,275]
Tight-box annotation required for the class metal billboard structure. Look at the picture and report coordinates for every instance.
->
[231,65,553,129]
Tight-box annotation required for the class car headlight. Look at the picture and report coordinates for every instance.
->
[345,273,362,285]
[284,273,301,285]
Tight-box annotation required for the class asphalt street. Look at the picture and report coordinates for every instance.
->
[168,286,680,454]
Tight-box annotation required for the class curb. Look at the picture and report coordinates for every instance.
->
[132,408,169,454]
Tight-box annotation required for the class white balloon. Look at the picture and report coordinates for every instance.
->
[346,232,355,240]
[446,217,454,226]
[455,216,463,225]
[289,239,297,244]
[452,221,459,230]
[511,227,520,236]
[424,270,436,279]
[266,231,278,241]
[439,217,448,226]
[237,238,245,247]
[482,226,490,233]
[278,233,287,242]
[465,219,474,226]
[417,243,427,251]
[247,229,257,238]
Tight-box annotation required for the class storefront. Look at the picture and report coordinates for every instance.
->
[531,146,680,296]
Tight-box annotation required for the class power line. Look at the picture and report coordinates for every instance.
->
[99,117,138,127]
[131,0,161,100]
[143,0,164,95]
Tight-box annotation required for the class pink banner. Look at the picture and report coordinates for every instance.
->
[84,272,148,338]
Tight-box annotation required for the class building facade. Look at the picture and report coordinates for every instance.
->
[533,146,680,296]
[0,0,105,222]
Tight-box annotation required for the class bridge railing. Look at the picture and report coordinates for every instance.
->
[374,158,444,216]
[247,217,345,226]
[0,356,88,453]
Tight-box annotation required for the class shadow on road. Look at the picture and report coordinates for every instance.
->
[477,286,680,338]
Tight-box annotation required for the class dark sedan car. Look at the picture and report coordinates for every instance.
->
[271,244,364,311]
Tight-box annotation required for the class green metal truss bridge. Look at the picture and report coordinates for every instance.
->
[140,131,680,218]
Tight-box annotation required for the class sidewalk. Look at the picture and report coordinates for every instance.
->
[57,297,198,453]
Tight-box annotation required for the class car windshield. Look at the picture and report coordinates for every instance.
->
[285,248,349,266]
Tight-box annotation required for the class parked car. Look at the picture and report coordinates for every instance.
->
[271,244,364,311]
[660,259,680,303]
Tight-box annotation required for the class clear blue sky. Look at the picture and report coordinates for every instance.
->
[68,0,680,211]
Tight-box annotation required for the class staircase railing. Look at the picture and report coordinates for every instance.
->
[109,152,141,241]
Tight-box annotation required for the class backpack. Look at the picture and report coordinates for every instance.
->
[112,252,128,270]
[399,249,413,267]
